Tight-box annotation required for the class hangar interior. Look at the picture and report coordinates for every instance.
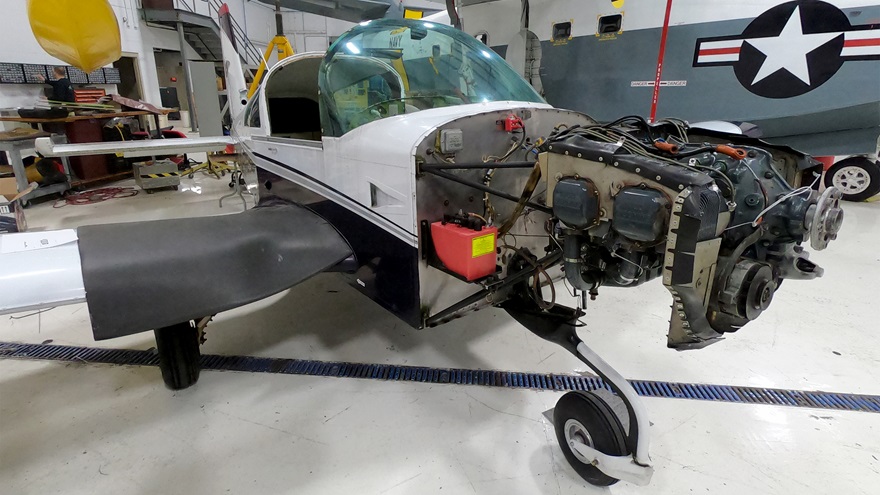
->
[0,1,878,494]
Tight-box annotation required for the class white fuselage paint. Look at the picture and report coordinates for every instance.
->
[240,53,553,246]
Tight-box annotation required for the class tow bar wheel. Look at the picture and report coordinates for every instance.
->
[554,391,629,486]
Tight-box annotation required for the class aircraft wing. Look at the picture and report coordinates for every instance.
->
[0,204,354,340]
[34,136,234,158]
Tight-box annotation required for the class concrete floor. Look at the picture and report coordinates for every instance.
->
[1,172,879,494]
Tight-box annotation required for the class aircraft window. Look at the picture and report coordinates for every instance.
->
[552,21,572,42]
[598,14,622,34]
[244,89,261,128]
[318,19,544,137]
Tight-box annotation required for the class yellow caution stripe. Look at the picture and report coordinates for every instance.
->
[140,172,180,179]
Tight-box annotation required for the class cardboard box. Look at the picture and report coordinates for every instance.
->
[0,178,35,234]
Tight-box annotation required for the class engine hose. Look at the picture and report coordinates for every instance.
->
[504,245,556,310]
[653,140,680,154]
[715,145,748,160]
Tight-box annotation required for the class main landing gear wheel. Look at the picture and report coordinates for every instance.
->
[554,391,629,486]
[154,321,201,390]
[824,157,880,202]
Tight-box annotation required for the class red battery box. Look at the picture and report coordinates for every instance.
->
[430,222,498,281]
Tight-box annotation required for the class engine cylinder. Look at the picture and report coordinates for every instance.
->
[612,187,669,242]
[552,178,599,229]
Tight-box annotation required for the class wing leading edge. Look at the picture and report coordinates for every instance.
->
[34,136,235,158]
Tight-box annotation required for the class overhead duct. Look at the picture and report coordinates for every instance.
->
[255,0,393,22]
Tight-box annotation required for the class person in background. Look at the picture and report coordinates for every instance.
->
[37,67,75,103]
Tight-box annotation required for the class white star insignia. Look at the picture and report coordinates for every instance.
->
[745,6,841,86]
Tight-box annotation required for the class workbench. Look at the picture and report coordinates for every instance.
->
[0,130,72,205]
[0,110,155,126]
[0,111,164,184]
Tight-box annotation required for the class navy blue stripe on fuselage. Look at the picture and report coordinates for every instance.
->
[256,167,423,329]
[252,151,416,243]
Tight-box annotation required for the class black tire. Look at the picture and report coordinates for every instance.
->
[824,157,880,202]
[553,391,629,486]
[154,321,201,390]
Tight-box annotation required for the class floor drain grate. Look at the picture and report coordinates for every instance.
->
[2,341,878,413]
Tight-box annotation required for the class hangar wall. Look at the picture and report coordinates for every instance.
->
[0,0,205,110]
[0,0,433,117]
[0,0,354,112]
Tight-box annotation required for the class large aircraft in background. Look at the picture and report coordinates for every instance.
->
[447,0,880,201]
[3,3,848,488]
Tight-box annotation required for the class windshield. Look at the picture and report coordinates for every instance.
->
[318,19,544,136]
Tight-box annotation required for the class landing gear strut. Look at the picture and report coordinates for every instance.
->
[503,297,654,486]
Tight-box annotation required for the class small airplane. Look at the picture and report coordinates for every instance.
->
[1,5,847,487]
[445,0,880,202]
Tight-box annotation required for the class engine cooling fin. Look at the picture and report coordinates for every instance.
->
[1,341,877,414]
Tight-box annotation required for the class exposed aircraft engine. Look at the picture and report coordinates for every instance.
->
[414,107,847,485]
[418,109,844,352]
[539,118,844,347]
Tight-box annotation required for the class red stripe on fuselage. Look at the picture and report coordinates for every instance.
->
[844,38,880,47]
[698,47,741,56]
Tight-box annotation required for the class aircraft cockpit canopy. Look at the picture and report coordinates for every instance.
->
[318,19,544,136]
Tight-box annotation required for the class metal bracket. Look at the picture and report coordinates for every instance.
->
[569,441,654,486]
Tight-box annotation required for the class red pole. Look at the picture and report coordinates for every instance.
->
[649,0,674,123]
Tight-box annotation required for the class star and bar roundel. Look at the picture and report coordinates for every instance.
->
[693,0,880,98]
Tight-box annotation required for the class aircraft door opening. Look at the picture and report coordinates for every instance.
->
[525,30,543,95]
[504,28,543,95]
[505,1,543,96]
[264,55,324,141]
[504,29,544,96]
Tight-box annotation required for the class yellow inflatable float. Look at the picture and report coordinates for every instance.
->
[28,0,121,73]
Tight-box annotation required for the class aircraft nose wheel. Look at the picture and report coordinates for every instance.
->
[555,391,629,486]
[503,296,654,485]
